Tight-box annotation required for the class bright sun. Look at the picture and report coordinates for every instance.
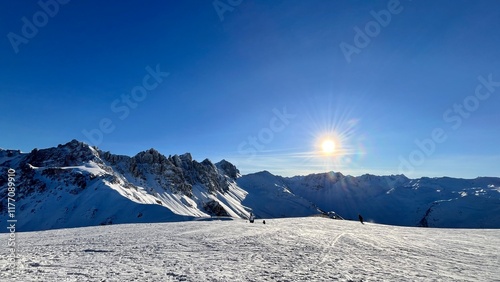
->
[321,139,336,154]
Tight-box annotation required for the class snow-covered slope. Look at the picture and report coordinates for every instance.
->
[1,140,499,231]
[0,140,253,231]
[1,218,499,281]
[236,171,320,218]
[237,171,500,228]
[0,140,315,232]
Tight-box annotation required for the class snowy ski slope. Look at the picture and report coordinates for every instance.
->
[1,217,499,281]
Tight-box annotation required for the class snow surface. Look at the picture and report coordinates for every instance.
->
[1,217,499,281]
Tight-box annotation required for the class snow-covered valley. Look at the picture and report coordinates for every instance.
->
[1,217,499,281]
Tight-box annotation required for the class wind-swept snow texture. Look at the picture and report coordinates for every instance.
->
[1,217,499,281]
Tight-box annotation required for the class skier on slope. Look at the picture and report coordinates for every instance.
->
[249,212,255,223]
[358,214,364,224]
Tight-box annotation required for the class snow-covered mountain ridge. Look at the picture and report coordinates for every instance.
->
[244,171,500,228]
[1,140,499,231]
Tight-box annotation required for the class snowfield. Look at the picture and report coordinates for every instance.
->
[1,217,499,281]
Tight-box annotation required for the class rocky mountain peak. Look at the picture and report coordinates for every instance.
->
[216,159,240,179]
[133,148,169,165]
[26,139,101,167]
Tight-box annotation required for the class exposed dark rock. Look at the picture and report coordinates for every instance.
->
[203,200,230,216]
[216,159,240,180]
[26,139,101,167]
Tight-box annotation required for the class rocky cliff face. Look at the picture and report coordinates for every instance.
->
[0,140,232,204]
[101,148,239,197]
[0,140,250,231]
[0,140,100,203]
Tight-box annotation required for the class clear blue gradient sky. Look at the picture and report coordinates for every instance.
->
[1,0,500,178]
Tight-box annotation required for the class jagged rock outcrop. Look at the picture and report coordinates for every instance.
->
[26,139,102,167]
[0,140,248,231]
[100,148,234,196]
[216,159,240,180]
[203,200,230,216]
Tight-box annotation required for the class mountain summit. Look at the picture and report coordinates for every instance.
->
[1,140,499,232]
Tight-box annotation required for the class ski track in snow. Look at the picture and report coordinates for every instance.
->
[1,217,499,281]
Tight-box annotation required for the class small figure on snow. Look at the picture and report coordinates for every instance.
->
[249,212,255,223]
[358,214,364,224]
[262,220,266,224]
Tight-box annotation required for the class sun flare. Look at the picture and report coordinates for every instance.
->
[321,139,336,154]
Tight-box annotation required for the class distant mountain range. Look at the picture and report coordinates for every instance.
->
[1,140,499,232]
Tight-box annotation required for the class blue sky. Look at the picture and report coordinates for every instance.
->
[1,0,500,178]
